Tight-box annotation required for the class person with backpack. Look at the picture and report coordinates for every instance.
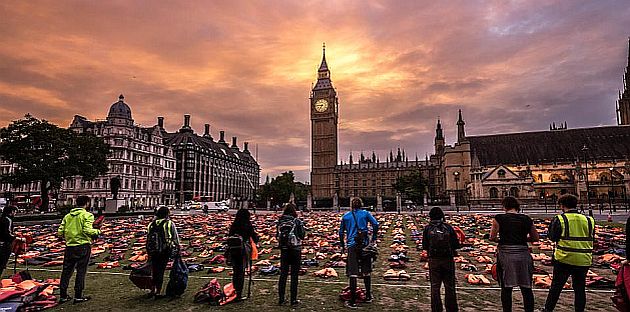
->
[422,207,460,312]
[227,208,259,301]
[339,197,379,309]
[146,206,180,299]
[541,194,595,312]
[276,203,306,306]
[58,195,102,304]
[0,206,23,278]
[489,197,539,312]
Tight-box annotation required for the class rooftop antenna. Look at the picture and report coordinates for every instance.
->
[255,143,258,160]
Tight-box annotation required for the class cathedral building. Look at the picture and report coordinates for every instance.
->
[310,40,630,209]
[309,45,438,209]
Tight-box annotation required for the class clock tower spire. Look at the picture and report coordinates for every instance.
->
[310,43,339,202]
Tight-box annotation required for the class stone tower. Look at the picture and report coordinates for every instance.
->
[618,37,630,125]
[310,43,339,200]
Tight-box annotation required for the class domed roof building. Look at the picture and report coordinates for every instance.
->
[107,94,134,126]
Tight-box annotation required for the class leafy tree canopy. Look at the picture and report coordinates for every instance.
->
[0,114,110,210]
[257,171,310,205]
[392,169,427,204]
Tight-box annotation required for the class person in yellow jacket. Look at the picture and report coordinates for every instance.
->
[541,194,594,312]
[58,196,102,304]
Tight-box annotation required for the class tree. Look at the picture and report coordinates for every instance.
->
[0,114,110,211]
[257,171,310,206]
[392,169,427,204]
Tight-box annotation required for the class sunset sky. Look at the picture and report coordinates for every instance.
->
[1,0,629,182]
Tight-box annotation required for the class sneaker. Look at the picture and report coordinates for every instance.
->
[364,297,374,303]
[344,301,358,309]
[290,300,301,306]
[73,296,91,304]
[59,296,72,304]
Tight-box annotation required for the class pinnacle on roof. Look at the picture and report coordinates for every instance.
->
[457,109,465,125]
[318,42,328,72]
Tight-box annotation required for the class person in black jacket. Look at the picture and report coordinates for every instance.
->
[0,206,21,277]
[228,208,259,301]
[276,203,306,306]
[422,207,460,312]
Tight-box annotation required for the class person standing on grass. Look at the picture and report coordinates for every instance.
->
[276,203,306,306]
[339,197,379,309]
[58,195,102,304]
[423,207,460,312]
[146,206,180,299]
[0,206,23,277]
[541,194,595,312]
[228,208,259,301]
[490,196,539,312]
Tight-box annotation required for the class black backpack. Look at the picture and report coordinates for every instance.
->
[427,222,453,258]
[224,235,244,265]
[278,218,299,249]
[351,211,368,249]
[147,220,169,256]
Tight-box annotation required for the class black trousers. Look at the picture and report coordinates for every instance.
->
[278,248,301,303]
[60,244,91,298]
[150,252,170,292]
[428,258,458,312]
[544,262,588,312]
[0,241,13,277]
[231,250,248,297]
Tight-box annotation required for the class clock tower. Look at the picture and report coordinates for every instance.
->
[310,43,339,200]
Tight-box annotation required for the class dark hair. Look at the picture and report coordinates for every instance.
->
[429,207,445,221]
[230,208,252,233]
[502,196,520,212]
[283,203,297,218]
[351,197,363,210]
[76,196,90,208]
[156,206,170,219]
[1,206,16,217]
[558,194,578,209]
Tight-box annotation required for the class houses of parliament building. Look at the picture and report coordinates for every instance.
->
[310,40,630,209]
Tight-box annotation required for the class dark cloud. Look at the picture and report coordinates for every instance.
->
[0,0,629,181]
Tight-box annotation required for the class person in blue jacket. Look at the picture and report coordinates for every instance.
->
[339,197,379,309]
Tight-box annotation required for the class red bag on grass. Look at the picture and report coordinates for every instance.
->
[612,263,630,311]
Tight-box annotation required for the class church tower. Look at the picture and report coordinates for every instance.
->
[434,119,445,155]
[310,43,339,200]
[457,109,467,143]
[618,37,630,125]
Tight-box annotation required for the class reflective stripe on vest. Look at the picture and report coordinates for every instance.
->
[554,213,594,266]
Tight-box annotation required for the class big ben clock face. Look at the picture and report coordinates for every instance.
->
[314,99,329,112]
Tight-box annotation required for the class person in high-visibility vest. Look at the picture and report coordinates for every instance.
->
[542,194,594,312]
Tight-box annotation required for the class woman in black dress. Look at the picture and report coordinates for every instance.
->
[228,209,259,301]
[490,196,540,312]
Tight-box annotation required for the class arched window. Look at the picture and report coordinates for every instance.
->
[509,187,519,198]
[599,173,610,183]
[497,169,506,179]
[550,174,562,182]
[489,187,499,198]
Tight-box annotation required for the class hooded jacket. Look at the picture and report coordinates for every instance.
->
[58,208,101,247]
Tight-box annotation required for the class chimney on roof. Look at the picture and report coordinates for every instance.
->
[157,116,164,128]
[218,131,227,145]
[231,137,239,150]
[244,142,250,153]
[203,123,213,140]
[179,114,193,133]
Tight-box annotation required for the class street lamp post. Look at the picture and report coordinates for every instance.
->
[609,168,615,213]
[453,171,460,213]
[582,145,593,217]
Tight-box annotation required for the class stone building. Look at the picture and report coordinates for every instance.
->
[311,40,630,209]
[1,94,260,209]
[309,45,440,208]
[66,94,177,208]
[161,114,260,204]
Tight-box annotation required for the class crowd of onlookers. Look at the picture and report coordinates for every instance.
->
[0,193,622,311]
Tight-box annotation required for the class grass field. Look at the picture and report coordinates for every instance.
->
[15,212,619,311]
